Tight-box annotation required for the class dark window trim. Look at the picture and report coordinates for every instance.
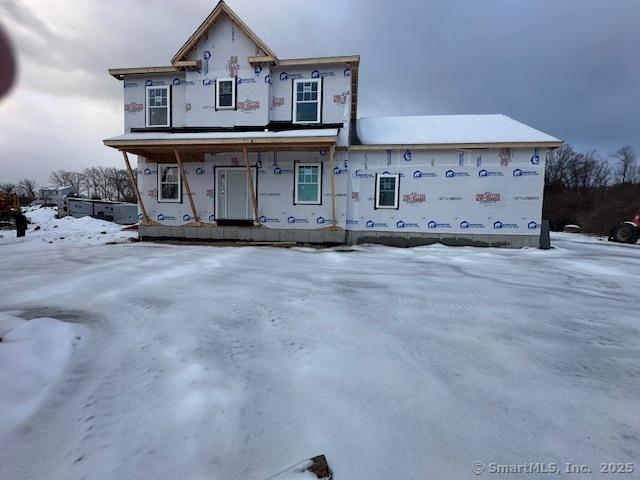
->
[292,160,323,206]
[374,173,400,210]
[215,77,237,111]
[157,163,182,204]
[292,78,322,124]
[145,84,171,128]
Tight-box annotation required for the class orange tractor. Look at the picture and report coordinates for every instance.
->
[0,192,20,226]
[609,211,640,244]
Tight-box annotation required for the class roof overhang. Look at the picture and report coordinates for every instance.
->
[275,55,360,67]
[349,141,563,151]
[109,61,201,80]
[103,130,339,156]
[247,55,276,65]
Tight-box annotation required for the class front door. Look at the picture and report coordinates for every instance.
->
[216,168,251,220]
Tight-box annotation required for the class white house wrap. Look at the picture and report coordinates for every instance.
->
[104,1,561,247]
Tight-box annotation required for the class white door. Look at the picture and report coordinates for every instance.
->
[216,168,251,220]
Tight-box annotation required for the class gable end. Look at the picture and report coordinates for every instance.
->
[171,1,277,65]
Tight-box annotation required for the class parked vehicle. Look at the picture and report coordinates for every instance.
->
[609,211,640,244]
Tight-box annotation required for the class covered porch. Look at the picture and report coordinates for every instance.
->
[103,129,346,244]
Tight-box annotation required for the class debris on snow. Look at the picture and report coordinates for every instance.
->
[266,455,332,479]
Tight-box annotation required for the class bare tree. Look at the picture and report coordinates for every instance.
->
[81,166,121,199]
[546,145,611,191]
[543,145,615,233]
[48,171,64,187]
[107,167,133,201]
[17,178,38,202]
[97,167,114,199]
[612,146,638,184]
[49,170,85,194]
[81,167,102,199]
[545,144,577,189]
[569,151,610,191]
[0,182,16,193]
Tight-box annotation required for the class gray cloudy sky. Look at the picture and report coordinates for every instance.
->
[1,0,639,184]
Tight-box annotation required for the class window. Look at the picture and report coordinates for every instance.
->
[146,86,170,127]
[293,78,321,123]
[158,164,181,202]
[294,162,321,204]
[375,174,399,209]
[216,78,236,109]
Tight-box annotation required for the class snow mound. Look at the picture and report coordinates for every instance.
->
[0,312,27,336]
[0,312,85,439]
[23,204,57,224]
[0,206,137,246]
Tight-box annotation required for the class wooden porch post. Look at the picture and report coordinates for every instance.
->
[174,149,199,224]
[121,150,151,224]
[328,145,337,228]
[242,146,259,226]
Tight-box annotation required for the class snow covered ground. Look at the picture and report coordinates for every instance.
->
[0,205,137,246]
[0,225,639,479]
[0,312,85,439]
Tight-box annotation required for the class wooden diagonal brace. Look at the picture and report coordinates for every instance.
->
[242,146,259,226]
[329,145,337,228]
[174,149,199,224]
[121,151,154,225]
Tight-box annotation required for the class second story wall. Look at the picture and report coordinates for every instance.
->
[270,66,352,126]
[116,10,356,135]
[184,15,270,127]
[123,73,187,132]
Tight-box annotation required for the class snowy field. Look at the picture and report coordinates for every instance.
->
[0,209,639,479]
[0,205,138,246]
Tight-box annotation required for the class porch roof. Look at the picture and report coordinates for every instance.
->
[103,129,339,155]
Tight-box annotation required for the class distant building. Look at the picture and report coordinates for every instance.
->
[38,186,77,206]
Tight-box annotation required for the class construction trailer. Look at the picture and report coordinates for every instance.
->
[58,197,138,225]
[103,1,561,247]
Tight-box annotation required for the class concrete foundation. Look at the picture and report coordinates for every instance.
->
[346,230,540,248]
[140,224,346,244]
[139,225,541,248]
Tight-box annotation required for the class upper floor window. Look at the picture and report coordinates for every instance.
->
[158,164,181,202]
[375,173,399,209]
[294,162,321,204]
[216,78,236,110]
[293,78,321,124]
[146,86,170,127]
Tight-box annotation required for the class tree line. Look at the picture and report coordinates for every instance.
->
[544,145,640,234]
[0,167,136,205]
